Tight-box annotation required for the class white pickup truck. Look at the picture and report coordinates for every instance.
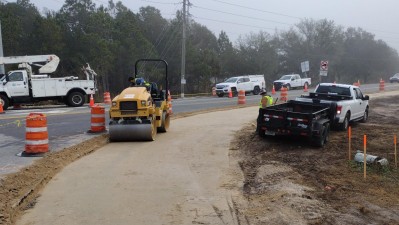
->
[215,75,265,97]
[296,83,369,130]
[273,74,311,91]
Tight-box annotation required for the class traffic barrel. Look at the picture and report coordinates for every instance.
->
[24,113,49,155]
[88,104,106,133]
[212,87,216,96]
[103,92,111,104]
[280,87,288,102]
[379,79,385,91]
[237,90,246,105]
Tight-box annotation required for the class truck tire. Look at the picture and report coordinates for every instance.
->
[0,94,9,110]
[339,113,350,131]
[361,108,368,123]
[67,92,85,107]
[217,93,224,97]
[285,84,291,91]
[312,123,330,147]
[253,86,260,95]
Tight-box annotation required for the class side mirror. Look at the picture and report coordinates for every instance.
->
[291,78,295,81]
[363,95,369,100]
[237,81,241,83]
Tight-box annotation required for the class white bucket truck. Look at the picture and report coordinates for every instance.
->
[0,54,97,109]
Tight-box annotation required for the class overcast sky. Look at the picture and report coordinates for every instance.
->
[7,0,399,51]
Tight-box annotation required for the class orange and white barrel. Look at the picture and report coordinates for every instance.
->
[280,87,288,102]
[237,90,246,104]
[104,92,112,104]
[212,87,216,96]
[25,113,49,154]
[379,79,385,91]
[90,105,106,132]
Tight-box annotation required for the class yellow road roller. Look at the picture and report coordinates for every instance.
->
[109,59,171,141]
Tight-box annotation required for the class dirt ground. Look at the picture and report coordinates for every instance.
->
[230,95,399,224]
[0,95,398,225]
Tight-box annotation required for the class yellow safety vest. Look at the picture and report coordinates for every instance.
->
[259,95,273,108]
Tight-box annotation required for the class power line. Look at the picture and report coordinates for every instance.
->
[192,16,281,31]
[192,4,292,26]
[208,0,301,20]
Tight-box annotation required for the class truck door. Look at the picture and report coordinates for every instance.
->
[293,75,301,88]
[243,77,251,91]
[237,78,245,91]
[6,71,29,97]
[353,88,367,119]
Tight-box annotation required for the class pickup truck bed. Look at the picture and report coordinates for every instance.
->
[257,100,336,147]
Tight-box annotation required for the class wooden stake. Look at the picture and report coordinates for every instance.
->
[348,126,352,160]
[364,135,367,180]
[395,134,397,169]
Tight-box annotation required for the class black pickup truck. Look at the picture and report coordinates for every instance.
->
[257,100,337,147]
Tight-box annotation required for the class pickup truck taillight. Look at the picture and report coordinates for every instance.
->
[336,105,342,115]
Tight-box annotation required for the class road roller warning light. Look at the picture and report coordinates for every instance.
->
[108,59,171,141]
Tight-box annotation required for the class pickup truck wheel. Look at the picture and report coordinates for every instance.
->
[67,92,85,107]
[361,108,368,123]
[217,93,224,97]
[340,114,349,131]
[0,94,9,110]
[253,86,260,95]
[285,84,291,91]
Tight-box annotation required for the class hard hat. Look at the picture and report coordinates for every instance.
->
[135,78,145,85]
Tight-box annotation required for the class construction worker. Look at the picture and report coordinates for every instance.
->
[128,77,136,86]
[256,90,273,133]
[259,90,273,108]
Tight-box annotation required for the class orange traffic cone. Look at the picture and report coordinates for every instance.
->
[304,83,308,92]
[228,90,233,98]
[271,85,276,95]
[0,102,4,114]
[89,94,94,108]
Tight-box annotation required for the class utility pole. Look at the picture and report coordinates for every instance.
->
[180,0,187,98]
[0,20,5,74]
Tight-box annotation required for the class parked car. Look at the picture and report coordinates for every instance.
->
[389,73,399,83]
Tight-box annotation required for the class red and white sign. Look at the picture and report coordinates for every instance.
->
[320,61,328,71]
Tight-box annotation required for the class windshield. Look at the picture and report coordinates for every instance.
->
[224,77,238,83]
[279,75,292,80]
[316,85,351,96]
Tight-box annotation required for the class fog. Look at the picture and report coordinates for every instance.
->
[8,0,399,51]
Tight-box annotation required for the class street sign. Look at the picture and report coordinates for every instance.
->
[181,78,186,84]
[320,61,328,71]
[301,61,309,72]
[319,70,328,76]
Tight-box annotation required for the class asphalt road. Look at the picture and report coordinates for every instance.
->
[0,82,397,176]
